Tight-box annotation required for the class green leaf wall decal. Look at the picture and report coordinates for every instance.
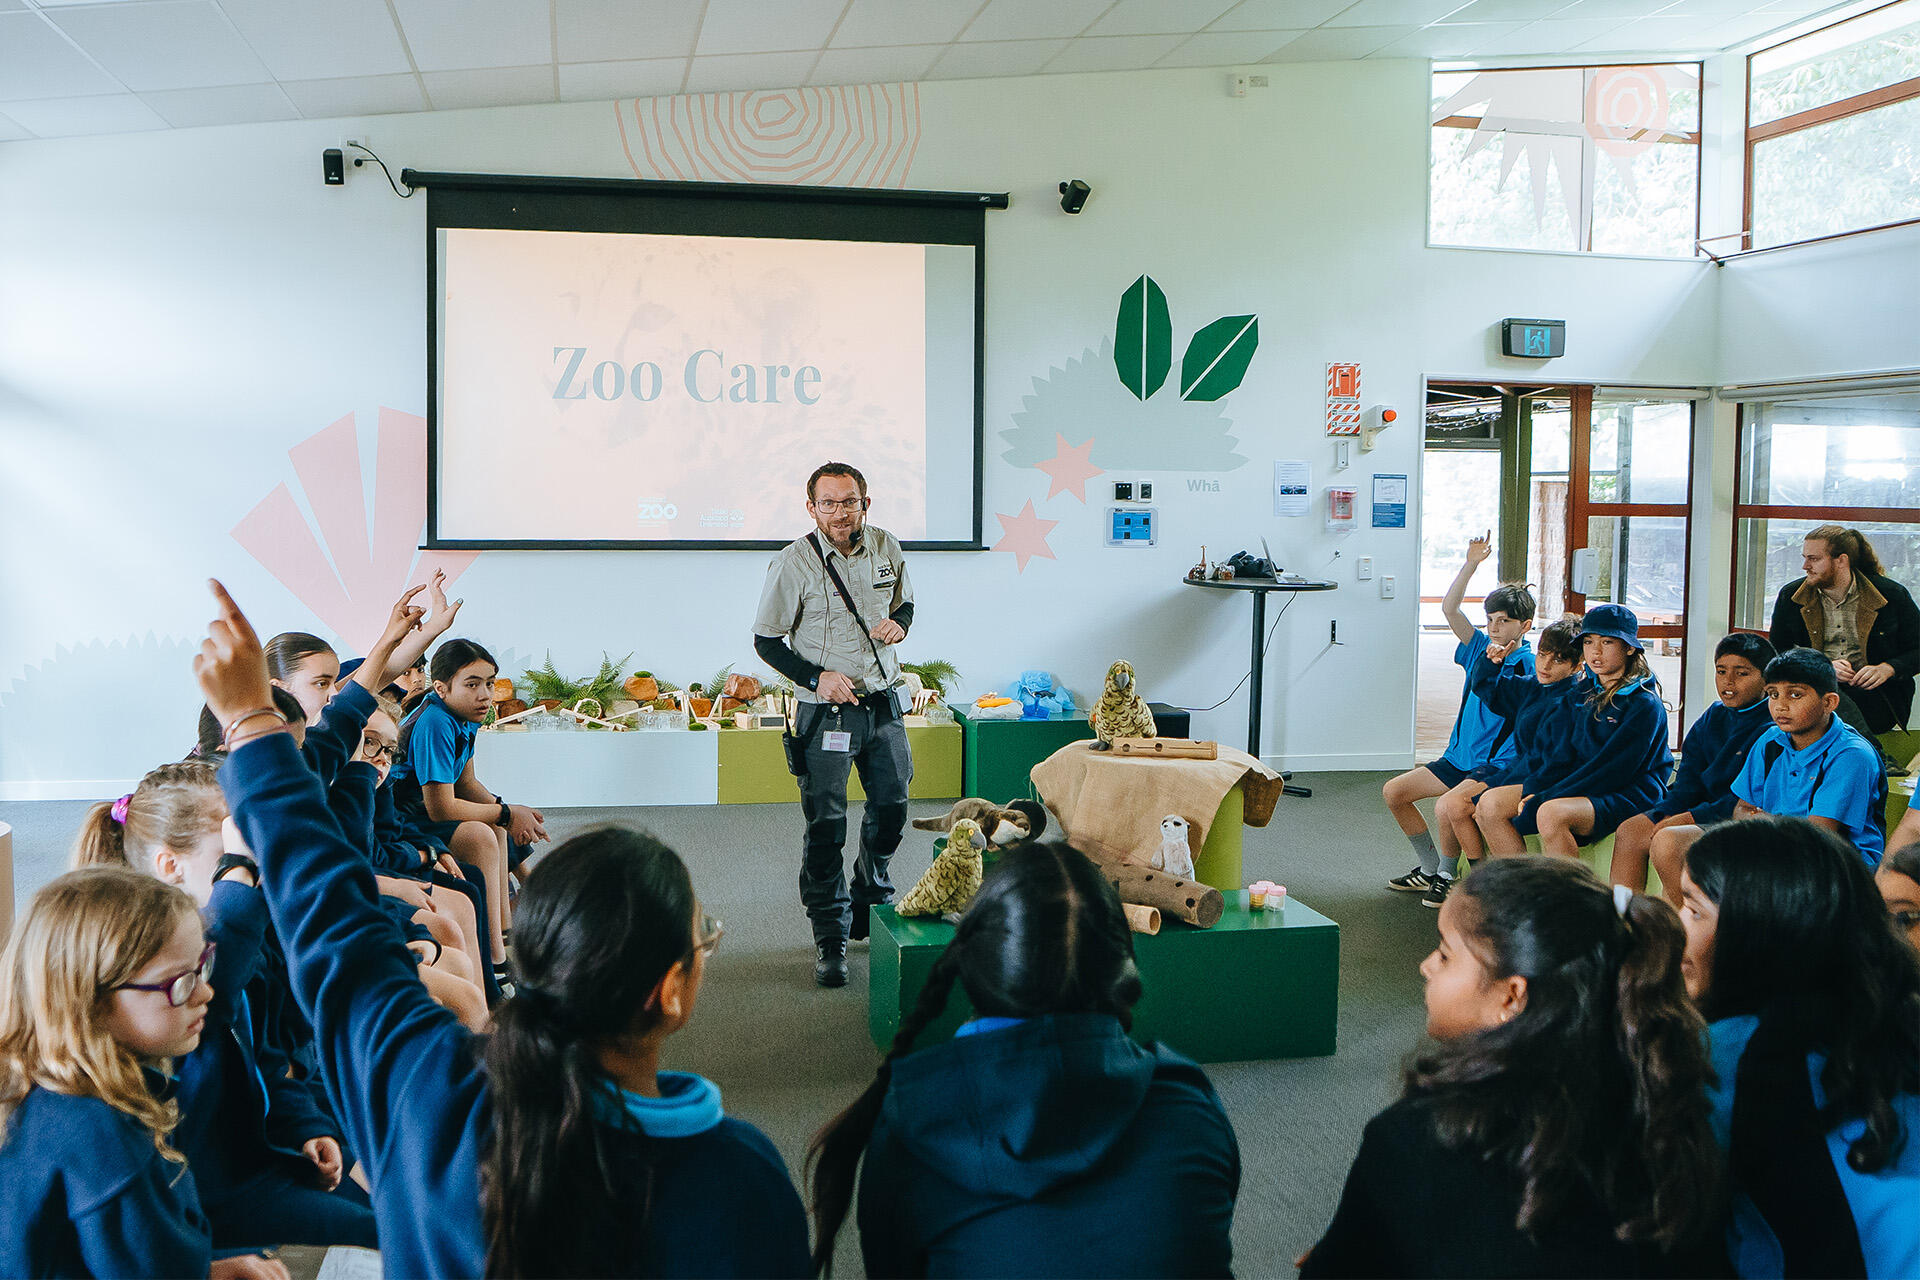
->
[1113,275,1171,401]
[1179,315,1259,401]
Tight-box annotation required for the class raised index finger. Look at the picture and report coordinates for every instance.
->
[207,579,260,648]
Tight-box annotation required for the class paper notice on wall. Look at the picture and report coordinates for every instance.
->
[1273,460,1311,516]
[1372,473,1408,528]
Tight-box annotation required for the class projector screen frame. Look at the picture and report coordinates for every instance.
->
[408,169,1007,553]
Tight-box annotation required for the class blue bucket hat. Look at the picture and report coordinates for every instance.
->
[1578,603,1642,650]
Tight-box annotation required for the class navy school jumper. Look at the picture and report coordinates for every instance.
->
[1464,662,1580,794]
[1646,697,1774,825]
[0,1071,213,1278]
[1504,671,1671,838]
[220,732,810,1279]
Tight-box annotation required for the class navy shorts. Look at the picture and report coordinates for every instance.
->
[1422,758,1471,789]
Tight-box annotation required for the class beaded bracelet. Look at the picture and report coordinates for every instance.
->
[226,723,293,752]
[221,706,288,748]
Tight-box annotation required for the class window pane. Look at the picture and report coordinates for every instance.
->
[1589,139,1699,256]
[1421,451,1502,614]
[1739,395,1920,506]
[1591,400,1691,504]
[1430,125,1579,252]
[1734,518,1920,630]
[1585,514,1686,624]
[1750,0,1920,126]
[1751,97,1920,248]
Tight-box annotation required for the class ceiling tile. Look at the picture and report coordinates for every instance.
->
[1658,0,1774,13]
[555,0,701,63]
[1046,33,1186,72]
[684,50,817,92]
[0,0,26,10]
[1472,17,1634,53]
[1154,29,1304,64]
[809,43,942,84]
[1373,19,1528,55]
[0,109,31,140]
[0,13,122,101]
[698,0,846,54]
[924,38,1069,78]
[2,92,166,136]
[422,65,555,110]
[280,72,426,118]
[1088,0,1239,37]
[1551,0,1680,18]
[140,81,299,127]
[1440,0,1581,20]
[961,0,1112,41]
[391,0,550,72]
[1325,0,1474,26]
[47,1,269,92]
[831,0,972,48]
[1262,24,1414,58]
[557,57,686,100]
[1704,12,1801,46]
[1208,0,1359,28]
[218,0,412,80]
[1577,15,1718,49]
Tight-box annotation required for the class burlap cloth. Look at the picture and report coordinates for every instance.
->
[1031,740,1284,866]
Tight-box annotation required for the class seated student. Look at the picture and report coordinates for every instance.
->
[1651,648,1887,893]
[1384,533,1535,897]
[1475,604,1673,861]
[0,868,287,1280]
[809,841,1240,1277]
[71,762,378,1251]
[1887,802,1920,872]
[1431,617,1583,906]
[1610,633,1776,894]
[390,638,549,997]
[1679,818,1920,1278]
[1877,840,1920,957]
[196,579,808,1279]
[1302,858,1721,1277]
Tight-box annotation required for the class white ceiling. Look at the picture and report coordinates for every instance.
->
[0,0,1854,141]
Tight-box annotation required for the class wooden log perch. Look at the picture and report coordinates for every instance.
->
[1095,858,1224,929]
[1123,903,1162,935]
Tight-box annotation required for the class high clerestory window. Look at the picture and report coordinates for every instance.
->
[1746,0,1920,250]
[1430,64,1702,257]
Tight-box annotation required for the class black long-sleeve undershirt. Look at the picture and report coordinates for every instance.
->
[754,602,912,691]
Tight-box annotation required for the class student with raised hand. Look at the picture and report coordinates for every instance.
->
[0,866,288,1280]
[808,841,1240,1278]
[1679,818,1920,1277]
[1383,533,1536,901]
[1475,604,1673,860]
[1610,633,1776,894]
[1302,857,1722,1277]
[194,580,808,1279]
[1879,841,1920,956]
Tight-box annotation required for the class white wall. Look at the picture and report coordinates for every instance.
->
[0,56,1901,796]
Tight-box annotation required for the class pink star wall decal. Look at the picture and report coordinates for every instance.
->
[992,500,1059,573]
[1035,433,1103,502]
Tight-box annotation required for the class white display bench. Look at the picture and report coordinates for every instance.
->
[472,730,718,807]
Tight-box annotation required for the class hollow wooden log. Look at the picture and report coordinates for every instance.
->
[1097,860,1224,928]
[1123,903,1162,935]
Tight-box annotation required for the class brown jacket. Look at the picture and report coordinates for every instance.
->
[1770,568,1920,733]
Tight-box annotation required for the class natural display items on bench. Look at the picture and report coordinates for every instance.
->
[1096,858,1224,928]
[1089,660,1156,749]
[911,797,1048,846]
[1113,737,1218,760]
[1123,903,1162,935]
[898,819,986,922]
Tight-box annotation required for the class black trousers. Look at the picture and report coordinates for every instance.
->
[796,699,913,944]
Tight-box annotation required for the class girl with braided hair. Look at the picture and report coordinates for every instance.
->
[808,841,1240,1278]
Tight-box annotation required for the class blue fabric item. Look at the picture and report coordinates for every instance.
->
[302,680,376,790]
[1464,659,1579,792]
[858,1011,1239,1278]
[1518,671,1672,821]
[219,733,809,1279]
[1647,697,1775,825]
[1011,670,1076,715]
[390,693,479,835]
[1707,1016,1920,1279]
[1578,602,1642,648]
[954,1016,1029,1038]
[1440,630,1533,772]
[0,1075,213,1279]
[594,1072,725,1139]
[1733,716,1887,860]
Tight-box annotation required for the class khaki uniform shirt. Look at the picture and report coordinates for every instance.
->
[753,525,913,703]
[1819,576,1866,666]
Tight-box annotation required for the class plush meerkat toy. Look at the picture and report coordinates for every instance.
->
[910,798,1047,845]
[898,818,985,921]
[1152,814,1195,878]
[1090,660,1157,749]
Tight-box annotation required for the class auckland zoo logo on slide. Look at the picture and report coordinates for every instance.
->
[1002,275,1257,473]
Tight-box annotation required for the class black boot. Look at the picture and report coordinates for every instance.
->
[814,939,849,988]
[849,901,871,943]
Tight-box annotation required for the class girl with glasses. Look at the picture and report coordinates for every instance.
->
[196,581,808,1278]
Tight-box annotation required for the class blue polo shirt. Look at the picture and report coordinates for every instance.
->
[1733,716,1886,861]
[1440,630,1534,772]
[389,693,480,837]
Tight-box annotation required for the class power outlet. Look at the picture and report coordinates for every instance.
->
[1357,556,1373,581]
[1380,575,1397,600]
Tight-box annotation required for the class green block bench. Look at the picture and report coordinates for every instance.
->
[952,703,1189,803]
[869,894,1339,1062]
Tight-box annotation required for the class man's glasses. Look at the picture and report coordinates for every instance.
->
[113,942,216,1008]
[811,497,866,512]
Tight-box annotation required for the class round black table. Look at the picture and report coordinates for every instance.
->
[1183,576,1337,797]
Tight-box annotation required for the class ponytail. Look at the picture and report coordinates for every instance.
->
[808,947,963,1275]
[69,762,223,875]
[72,800,129,869]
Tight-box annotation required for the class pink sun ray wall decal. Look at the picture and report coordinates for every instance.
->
[231,408,476,654]
[617,84,921,187]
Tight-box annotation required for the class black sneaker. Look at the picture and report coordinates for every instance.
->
[1386,868,1432,893]
[1423,876,1453,909]
[814,940,849,988]
[849,902,871,943]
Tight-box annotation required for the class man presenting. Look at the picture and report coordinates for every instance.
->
[1769,524,1919,739]
[753,462,916,987]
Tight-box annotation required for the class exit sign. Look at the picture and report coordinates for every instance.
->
[1502,318,1565,359]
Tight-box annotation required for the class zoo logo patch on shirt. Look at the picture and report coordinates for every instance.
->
[873,561,897,589]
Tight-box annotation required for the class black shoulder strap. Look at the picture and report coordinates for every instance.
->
[808,533,888,675]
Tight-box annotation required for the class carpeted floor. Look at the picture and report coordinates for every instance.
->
[2,770,1440,1277]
